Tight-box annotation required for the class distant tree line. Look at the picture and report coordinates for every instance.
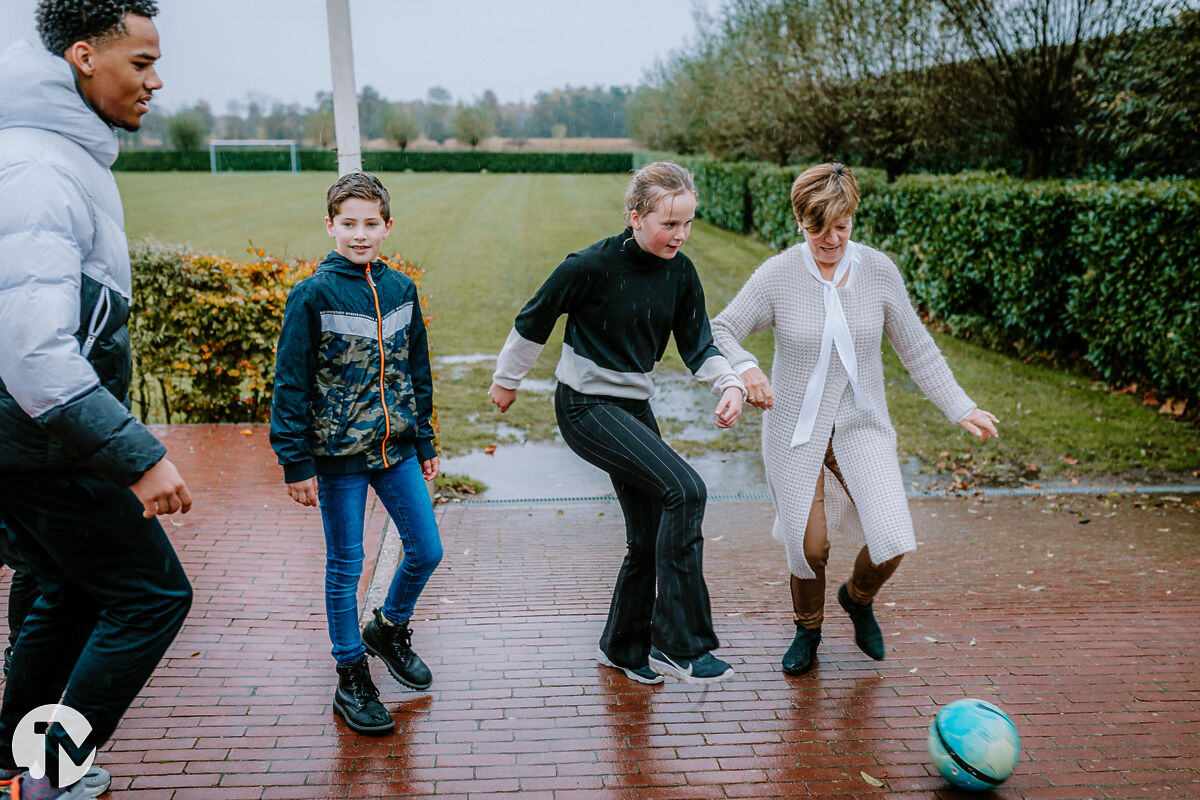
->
[121,84,634,152]
[628,0,1198,179]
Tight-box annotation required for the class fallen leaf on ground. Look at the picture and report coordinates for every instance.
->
[924,636,938,643]
[860,771,885,787]
[484,444,497,455]
[239,428,253,436]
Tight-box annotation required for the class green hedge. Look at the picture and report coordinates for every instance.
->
[127,240,431,424]
[1064,180,1200,400]
[857,174,1083,355]
[642,153,1200,406]
[855,174,1200,406]
[113,150,212,171]
[114,149,634,173]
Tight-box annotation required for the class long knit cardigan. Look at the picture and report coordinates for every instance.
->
[711,242,977,579]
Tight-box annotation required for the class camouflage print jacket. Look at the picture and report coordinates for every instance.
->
[269,252,436,483]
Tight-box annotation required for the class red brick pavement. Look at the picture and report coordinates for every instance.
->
[2,425,1199,799]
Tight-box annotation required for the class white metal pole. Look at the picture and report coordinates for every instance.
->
[326,0,361,174]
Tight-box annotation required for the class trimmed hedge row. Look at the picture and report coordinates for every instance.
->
[115,149,634,173]
[634,153,1200,406]
[128,240,433,425]
[859,175,1199,406]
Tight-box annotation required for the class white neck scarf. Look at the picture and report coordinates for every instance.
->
[791,238,874,447]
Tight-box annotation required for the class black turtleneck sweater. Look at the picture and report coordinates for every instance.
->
[493,228,742,400]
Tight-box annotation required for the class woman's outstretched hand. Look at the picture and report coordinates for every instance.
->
[714,385,744,428]
[958,408,1000,442]
[488,382,517,412]
[741,366,775,410]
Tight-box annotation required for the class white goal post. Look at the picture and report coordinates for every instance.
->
[208,139,299,173]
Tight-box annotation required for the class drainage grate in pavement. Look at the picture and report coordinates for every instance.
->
[453,484,1200,505]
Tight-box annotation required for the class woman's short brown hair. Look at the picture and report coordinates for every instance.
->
[790,163,859,236]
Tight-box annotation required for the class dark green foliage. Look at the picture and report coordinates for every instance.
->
[1078,10,1200,180]
[114,150,634,174]
[748,164,800,249]
[528,86,631,138]
[1064,180,1200,401]
[113,150,211,170]
[693,161,756,233]
[643,152,1200,405]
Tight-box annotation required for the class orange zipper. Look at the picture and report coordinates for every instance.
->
[364,266,391,467]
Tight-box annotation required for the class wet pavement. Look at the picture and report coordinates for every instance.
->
[2,425,1199,799]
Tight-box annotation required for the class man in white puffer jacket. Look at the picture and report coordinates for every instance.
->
[0,2,193,797]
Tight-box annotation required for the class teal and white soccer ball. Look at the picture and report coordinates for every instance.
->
[927,698,1021,790]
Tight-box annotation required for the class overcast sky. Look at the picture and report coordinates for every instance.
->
[1,0,715,112]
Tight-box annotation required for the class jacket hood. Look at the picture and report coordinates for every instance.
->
[317,250,388,277]
[0,39,119,167]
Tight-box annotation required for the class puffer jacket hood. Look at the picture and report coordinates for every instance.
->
[0,39,119,167]
[0,39,165,486]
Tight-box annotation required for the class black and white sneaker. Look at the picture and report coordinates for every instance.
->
[596,647,664,685]
[648,646,734,685]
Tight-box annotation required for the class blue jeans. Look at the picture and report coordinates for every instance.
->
[317,457,443,666]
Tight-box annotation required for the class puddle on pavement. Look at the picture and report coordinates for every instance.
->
[441,438,771,499]
[438,368,935,500]
[442,441,934,501]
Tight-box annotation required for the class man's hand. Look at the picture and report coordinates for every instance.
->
[714,385,744,429]
[130,458,192,518]
[488,383,517,412]
[286,476,319,507]
[742,366,775,410]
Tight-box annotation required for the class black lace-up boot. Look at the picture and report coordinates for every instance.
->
[332,656,394,734]
[361,607,433,690]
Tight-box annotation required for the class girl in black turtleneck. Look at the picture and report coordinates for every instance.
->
[489,161,745,685]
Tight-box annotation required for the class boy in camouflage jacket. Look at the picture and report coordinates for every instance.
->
[270,172,442,735]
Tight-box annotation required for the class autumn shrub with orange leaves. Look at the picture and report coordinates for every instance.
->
[128,239,434,434]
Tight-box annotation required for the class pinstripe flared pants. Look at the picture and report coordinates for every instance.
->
[555,383,719,667]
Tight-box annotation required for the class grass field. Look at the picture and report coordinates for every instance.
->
[117,171,1200,483]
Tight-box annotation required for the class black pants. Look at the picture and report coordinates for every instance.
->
[0,470,193,780]
[555,383,718,666]
[0,526,39,649]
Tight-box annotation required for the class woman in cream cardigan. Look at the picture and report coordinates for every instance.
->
[711,163,998,676]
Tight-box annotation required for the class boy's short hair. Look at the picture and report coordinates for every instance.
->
[36,0,160,55]
[326,171,391,221]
